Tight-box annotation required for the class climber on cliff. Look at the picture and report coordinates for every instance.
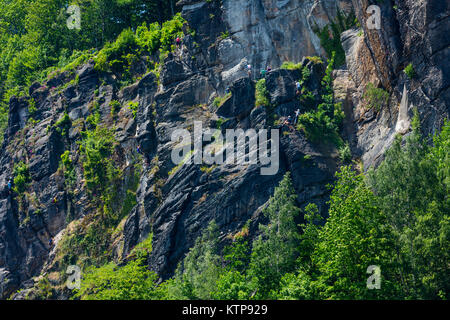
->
[48,238,53,247]
[287,115,292,125]
[176,36,182,47]
[283,116,294,132]
[53,196,59,213]
[137,145,142,154]
[296,81,301,95]
[260,69,266,78]
[247,64,252,77]
[6,179,13,195]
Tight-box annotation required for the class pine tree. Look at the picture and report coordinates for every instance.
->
[248,172,301,298]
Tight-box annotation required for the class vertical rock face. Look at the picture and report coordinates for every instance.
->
[341,0,449,169]
[219,0,353,84]
[0,0,449,298]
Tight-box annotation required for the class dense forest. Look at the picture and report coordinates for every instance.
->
[73,117,449,300]
[0,0,178,144]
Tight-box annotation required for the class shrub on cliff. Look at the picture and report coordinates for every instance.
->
[13,162,31,194]
[297,52,344,144]
[255,79,269,107]
[363,82,389,112]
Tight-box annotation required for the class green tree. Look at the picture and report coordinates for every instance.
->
[248,172,301,299]
[211,224,253,300]
[297,52,344,144]
[367,116,450,299]
[74,236,164,300]
[168,221,222,299]
[311,167,400,299]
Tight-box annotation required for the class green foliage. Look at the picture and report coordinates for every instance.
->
[0,0,181,142]
[59,125,140,269]
[0,103,6,144]
[365,118,450,299]
[404,63,415,79]
[213,92,231,108]
[223,225,250,273]
[255,79,269,107]
[280,61,302,70]
[54,111,72,136]
[278,119,449,300]
[95,28,139,73]
[305,56,324,65]
[314,10,356,67]
[363,82,389,111]
[79,125,119,196]
[93,12,184,85]
[74,259,160,300]
[95,12,184,72]
[130,234,153,260]
[169,221,222,299]
[28,98,37,116]
[128,101,139,119]
[211,269,250,300]
[220,31,230,40]
[281,58,322,71]
[338,143,352,163]
[297,52,344,144]
[60,150,76,189]
[74,235,165,300]
[109,100,122,117]
[248,172,301,298]
[312,167,398,299]
[33,276,55,300]
[86,110,100,130]
[13,161,31,194]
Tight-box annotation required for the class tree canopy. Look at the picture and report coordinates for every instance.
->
[0,0,179,143]
[76,118,449,300]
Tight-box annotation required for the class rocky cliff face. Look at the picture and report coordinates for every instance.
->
[0,0,448,299]
[342,0,449,169]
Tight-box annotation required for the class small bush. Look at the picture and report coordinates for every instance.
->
[363,83,389,112]
[28,98,37,116]
[220,31,230,40]
[305,56,324,65]
[255,79,269,107]
[296,53,344,145]
[339,143,352,163]
[404,63,415,79]
[95,29,139,73]
[54,112,72,136]
[110,100,122,117]
[60,151,76,189]
[128,101,139,119]
[13,162,31,194]
[281,61,302,70]
[80,126,119,195]
[313,10,356,67]
[213,92,231,108]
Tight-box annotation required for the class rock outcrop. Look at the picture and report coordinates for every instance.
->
[341,0,449,169]
[0,0,448,299]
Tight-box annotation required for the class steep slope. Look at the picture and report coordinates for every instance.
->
[0,0,448,299]
[342,0,449,169]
